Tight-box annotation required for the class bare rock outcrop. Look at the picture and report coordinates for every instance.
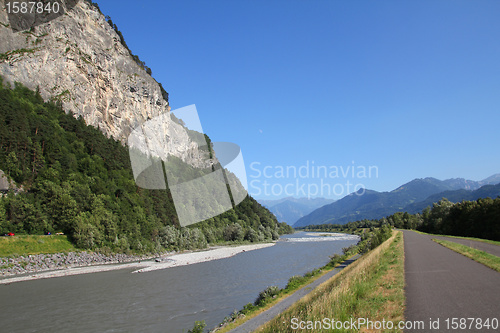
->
[0,0,212,167]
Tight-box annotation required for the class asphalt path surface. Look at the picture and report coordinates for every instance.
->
[404,230,500,332]
[227,255,360,333]
[427,235,500,257]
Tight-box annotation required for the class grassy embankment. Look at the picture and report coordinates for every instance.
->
[433,239,500,272]
[257,231,405,332]
[0,235,76,257]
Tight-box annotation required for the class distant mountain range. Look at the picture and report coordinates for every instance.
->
[293,174,500,227]
[258,197,335,225]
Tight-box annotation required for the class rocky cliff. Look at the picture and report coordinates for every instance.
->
[0,0,211,168]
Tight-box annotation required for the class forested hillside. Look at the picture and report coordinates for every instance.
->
[0,78,292,252]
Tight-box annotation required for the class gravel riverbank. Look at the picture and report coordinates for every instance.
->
[0,243,276,284]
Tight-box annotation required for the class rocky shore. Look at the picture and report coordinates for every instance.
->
[0,251,156,277]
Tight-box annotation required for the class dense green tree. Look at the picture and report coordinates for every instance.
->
[0,201,7,234]
[303,196,499,241]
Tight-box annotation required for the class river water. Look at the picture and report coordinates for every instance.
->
[0,232,358,333]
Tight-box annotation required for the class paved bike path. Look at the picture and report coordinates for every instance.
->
[427,235,500,257]
[404,230,500,332]
[227,255,360,333]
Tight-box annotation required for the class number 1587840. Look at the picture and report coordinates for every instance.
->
[5,1,61,15]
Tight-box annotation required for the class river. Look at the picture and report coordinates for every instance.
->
[0,232,359,332]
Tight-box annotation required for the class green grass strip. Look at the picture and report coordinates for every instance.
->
[436,235,500,246]
[415,231,500,246]
[433,239,500,272]
[0,235,76,257]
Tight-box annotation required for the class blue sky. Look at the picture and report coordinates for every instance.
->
[97,0,500,199]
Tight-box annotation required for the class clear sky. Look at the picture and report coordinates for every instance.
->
[97,0,500,199]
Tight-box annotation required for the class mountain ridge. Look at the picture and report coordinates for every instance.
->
[258,197,335,224]
[294,174,500,227]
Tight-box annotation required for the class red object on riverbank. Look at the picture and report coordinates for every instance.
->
[7,232,15,236]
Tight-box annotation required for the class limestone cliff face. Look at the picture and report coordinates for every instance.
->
[0,0,211,168]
